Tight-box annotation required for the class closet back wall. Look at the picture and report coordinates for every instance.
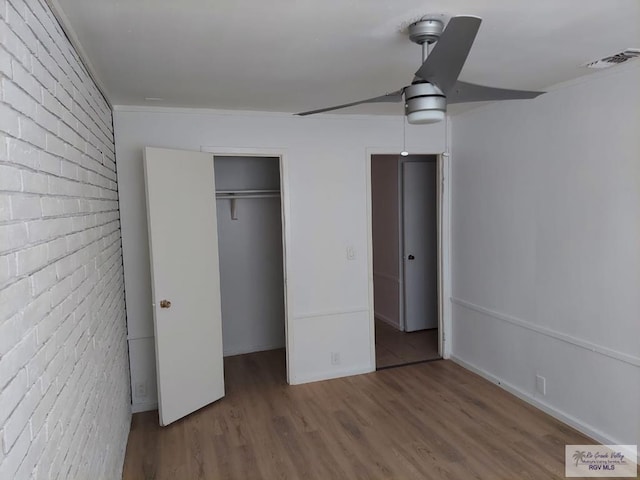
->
[113,107,445,412]
[214,156,285,356]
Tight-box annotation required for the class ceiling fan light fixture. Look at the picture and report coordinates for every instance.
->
[407,110,445,125]
[404,83,446,124]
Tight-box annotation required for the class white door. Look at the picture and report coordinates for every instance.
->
[143,147,225,426]
[403,161,438,332]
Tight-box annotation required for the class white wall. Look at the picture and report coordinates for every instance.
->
[371,155,400,328]
[450,64,640,446]
[114,107,445,410]
[0,0,130,478]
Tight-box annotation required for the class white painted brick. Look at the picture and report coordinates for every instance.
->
[65,231,84,252]
[16,242,47,274]
[36,149,60,174]
[0,369,27,425]
[49,274,72,308]
[0,252,16,286]
[0,102,20,136]
[0,20,29,67]
[39,343,63,393]
[54,81,72,110]
[0,222,28,252]
[12,57,40,100]
[0,420,29,479]
[27,216,72,242]
[39,196,63,217]
[0,164,22,190]
[21,169,47,194]
[0,276,30,321]
[34,102,57,132]
[29,263,54,296]
[45,131,65,157]
[10,193,41,219]
[0,45,12,77]
[2,378,41,451]
[18,116,46,148]
[60,159,77,180]
[35,422,61,480]
[22,289,49,333]
[59,121,82,150]
[41,86,63,117]
[14,421,45,480]
[47,237,66,260]
[48,176,80,197]
[0,194,11,221]
[31,57,56,94]
[64,142,83,165]
[0,133,7,161]
[6,1,38,55]
[29,351,56,410]
[1,77,36,118]
[6,136,37,168]
[0,311,22,355]
[0,329,36,389]
[1,1,129,477]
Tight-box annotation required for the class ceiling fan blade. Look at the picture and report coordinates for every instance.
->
[447,81,544,104]
[296,89,404,116]
[415,16,482,94]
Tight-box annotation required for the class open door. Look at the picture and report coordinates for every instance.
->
[143,147,225,426]
[403,161,438,332]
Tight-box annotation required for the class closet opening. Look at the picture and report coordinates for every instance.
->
[213,155,288,382]
[370,154,442,369]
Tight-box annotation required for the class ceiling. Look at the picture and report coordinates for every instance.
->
[55,0,640,116]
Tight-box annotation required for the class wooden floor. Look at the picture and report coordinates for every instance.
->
[123,349,596,480]
[375,318,440,369]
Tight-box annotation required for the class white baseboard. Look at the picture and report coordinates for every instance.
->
[223,342,285,357]
[449,355,626,449]
[291,365,374,385]
[131,401,158,414]
[375,313,401,329]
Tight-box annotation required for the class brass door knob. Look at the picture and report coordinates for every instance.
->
[159,300,172,309]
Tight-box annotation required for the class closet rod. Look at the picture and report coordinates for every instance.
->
[216,194,280,200]
[216,189,279,195]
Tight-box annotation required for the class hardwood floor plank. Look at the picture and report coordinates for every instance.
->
[123,349,597,479]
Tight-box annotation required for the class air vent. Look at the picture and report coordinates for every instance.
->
[584,49,640,69]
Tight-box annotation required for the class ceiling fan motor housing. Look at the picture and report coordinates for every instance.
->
[408,18,444,45]
[404,83,446,124]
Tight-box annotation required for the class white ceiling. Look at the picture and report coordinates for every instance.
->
[55,0,640,116]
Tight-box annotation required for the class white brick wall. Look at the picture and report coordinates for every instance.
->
[0,0,130,478]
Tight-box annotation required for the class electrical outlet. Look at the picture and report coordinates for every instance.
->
[134,381,148,398]
[535,374,546,396]
[346,246,356,260]
[331,352,341,365]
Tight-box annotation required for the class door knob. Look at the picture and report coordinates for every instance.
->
[159,300,172,309]
[408,255,415,260]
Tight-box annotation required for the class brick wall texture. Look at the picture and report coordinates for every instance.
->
[0,0,131,478]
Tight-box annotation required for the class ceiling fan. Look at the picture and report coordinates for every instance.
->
[296,15,544,124]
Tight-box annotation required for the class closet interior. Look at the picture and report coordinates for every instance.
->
[213,156,286,365]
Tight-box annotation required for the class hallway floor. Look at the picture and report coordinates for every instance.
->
[374,318,440,369]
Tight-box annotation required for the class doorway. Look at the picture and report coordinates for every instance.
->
[213,155,287,381]
[370,154,441,369]
[144,146,293,425]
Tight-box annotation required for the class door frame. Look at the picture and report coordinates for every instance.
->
[201,146,294,384]
[365,148,452,365]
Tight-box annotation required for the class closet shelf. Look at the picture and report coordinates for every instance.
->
[215,189,280,220]
[216,189,280,199]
